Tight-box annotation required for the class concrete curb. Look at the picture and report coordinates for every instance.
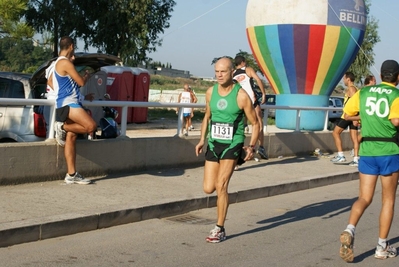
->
[0,171,358,248]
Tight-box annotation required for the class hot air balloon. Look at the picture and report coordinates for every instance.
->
[246,0,367,130]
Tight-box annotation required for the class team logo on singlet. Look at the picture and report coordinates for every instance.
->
[217,99,228,110]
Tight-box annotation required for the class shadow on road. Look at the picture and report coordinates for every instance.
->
[236,155,320,171]
[227,197,356,240]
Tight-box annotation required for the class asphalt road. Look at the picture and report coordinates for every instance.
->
[1,180,398,267]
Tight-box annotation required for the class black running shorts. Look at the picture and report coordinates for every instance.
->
[335,118,357,130]
[205,141,245,165]
[56,106,70,122]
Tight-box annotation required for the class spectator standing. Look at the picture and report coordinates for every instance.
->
[177,84,197,136]
[188,85,197,131]
[330,72,359,166]
[364,74,376,86]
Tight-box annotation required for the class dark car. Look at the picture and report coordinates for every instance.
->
[264,94,276,118]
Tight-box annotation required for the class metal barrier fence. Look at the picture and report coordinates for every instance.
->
[0,98,343,139]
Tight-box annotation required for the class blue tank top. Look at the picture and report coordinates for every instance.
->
[54,57,83,108]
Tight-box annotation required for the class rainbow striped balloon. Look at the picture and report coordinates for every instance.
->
[246,0,367,96]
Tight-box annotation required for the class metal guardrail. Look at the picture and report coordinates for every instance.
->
[0,98,343,139]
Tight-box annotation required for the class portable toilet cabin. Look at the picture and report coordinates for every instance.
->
[100,66,134,123]
[129,67,150,123]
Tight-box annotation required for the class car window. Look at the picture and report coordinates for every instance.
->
[335,100,343,107]
[76,66,95,76]
[0,78,25,98]
[266,95,276,105]
[0,78,8,98]
[329,100,333,106]
[10,81,25,98]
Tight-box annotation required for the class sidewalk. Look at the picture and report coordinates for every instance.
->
[0,146,358,247]
[124,120,296,138]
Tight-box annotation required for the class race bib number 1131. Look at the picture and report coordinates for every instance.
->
[211,122,233,140]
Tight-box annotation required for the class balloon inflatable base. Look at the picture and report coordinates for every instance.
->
[275,94,328,131]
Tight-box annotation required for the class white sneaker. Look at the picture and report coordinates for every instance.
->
[340,230,354,262]
[331,155,346,163]
[55,122,66,147]
[375,244,397,259]
[206,226,226,243]
[348,161,358,167]
[64,172,91,185]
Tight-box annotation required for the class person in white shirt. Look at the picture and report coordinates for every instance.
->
[177,83,197,136]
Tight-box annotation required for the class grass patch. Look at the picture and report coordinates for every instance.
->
[147,108,205,122]
[147,108,275,125]
[149,74,275,95]
[150,75,213,93]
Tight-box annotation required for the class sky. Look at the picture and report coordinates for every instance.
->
[148,0,399,83]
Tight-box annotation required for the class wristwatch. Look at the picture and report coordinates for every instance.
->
[249,145,255,152]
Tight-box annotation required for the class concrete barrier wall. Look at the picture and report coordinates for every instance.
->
[0,131,352,185]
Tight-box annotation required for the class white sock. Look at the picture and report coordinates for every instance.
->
[345,224,355,236]
[378,238,387,249]
[338,152,344,157]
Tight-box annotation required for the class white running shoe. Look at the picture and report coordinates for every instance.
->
[340,231,354,262]
[64,172,91,185]
[206,226,226,243]
[55,122,66,147]
[349,161,358,167]
[375,244,397,259]
[331,155,346,163]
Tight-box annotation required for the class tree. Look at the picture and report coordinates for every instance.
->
[0,0,33,38]
[25,0,92,57]
[86,0,175,66]
[0,37,52,72]
[348,0,380,84]
[25,0,175,64]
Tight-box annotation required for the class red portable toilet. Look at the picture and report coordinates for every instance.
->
[100,66,134,123]
[129,67,150,123]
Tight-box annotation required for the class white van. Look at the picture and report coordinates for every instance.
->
[328,96,344,121]
[0,72,46,142]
